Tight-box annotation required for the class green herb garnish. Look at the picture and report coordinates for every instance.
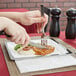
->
[14,43,31,51]
[28,44,31,46]
[14,44,22,51]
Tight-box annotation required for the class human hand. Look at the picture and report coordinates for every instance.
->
[37,14,48,33]
[0,17,30,45]
[18,10,48,26]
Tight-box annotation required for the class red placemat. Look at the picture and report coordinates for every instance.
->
[0,8,28,12]
[34,70,76,76]
[59,31,76,49]
[0,45,9,76]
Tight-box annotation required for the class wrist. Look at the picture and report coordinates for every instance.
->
[0,17,8,30]
[17,12,24,23]
[11,12,22,22]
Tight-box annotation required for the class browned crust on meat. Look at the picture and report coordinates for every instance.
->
[23,45,55,56]
[32,45,55,56]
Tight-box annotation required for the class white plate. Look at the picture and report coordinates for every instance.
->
[5,39,68,60]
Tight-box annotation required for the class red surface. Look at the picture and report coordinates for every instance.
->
[0,8,28,12]
[0,45,10,76]
[35,70,76,76]
[59,31,76,49]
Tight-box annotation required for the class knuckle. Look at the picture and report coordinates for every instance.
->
[12,33,16,36]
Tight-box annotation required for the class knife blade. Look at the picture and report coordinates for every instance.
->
[29,41,48,49]
[0,30,48,50]
[17,41,48,51]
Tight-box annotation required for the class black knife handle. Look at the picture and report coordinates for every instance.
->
[40,5,44,17]
[0,30,11,37]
